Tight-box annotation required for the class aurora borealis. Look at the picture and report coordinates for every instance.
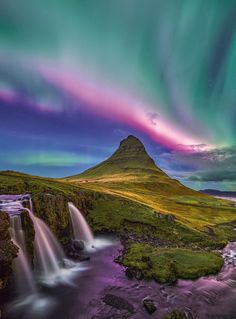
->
[0,0,236,190]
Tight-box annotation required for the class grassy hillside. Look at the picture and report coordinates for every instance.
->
[0,169,233,249]
[65,135,236,230]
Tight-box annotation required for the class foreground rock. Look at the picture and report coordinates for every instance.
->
[67,250,90,262]
[71,239,85,251]
[142,297,157,314]
[102,293,135,314]
[67,239,90,261]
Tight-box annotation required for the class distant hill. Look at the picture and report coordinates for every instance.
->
[201,189,236,197]
[65,135,236,229]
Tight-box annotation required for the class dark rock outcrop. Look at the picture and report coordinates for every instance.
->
[125,267,143,280]
[0,213,18,291]
[71,239,85,251]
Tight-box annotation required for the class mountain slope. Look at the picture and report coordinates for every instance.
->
[70,135,164,178]
[65,135,236,229]
[66,135,196,195]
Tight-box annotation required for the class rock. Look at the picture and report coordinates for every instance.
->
[155,212,165,219]
[68,251,90,261]
[164,310,188,319]
[142,297,157,314]
[114,255,123,264]
[155,212,176,222]
[102,293,135,313]
[166,214,176,222]
[125,267,143,280]
[78,255,90,262]
[71,239,85,251]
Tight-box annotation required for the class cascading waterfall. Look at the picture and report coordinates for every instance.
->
[1,194,81,288]
[24,207,65,277]
[68,202,94,245]
[9,214,36,296]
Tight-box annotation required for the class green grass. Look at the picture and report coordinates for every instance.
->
[88,196,232,248]
[73,179,236,230]
[0,170,234,250]
[123,243,224,283]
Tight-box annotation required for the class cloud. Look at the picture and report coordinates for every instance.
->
[189,170,236,182]
[158,145,236,183]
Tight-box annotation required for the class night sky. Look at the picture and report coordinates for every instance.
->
[0,0,236,191]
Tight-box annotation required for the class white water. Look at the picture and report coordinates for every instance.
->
[24,208,65,277]
[9,215,36,296]
[68,202,94,245]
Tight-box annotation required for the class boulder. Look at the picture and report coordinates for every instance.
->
[71,239,85,251]
[142,297,157,314]
[102,293,135,313]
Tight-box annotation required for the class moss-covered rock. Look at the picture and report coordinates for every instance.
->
[164,310,188,319]
[123,243,224,283]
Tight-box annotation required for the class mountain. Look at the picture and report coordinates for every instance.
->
[201,189,236,197]
[68,135,168,180]
[65,135,236,229]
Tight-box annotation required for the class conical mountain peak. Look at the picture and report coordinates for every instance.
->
[71,135,166,179]
[119,135,145,148]
[111,135,151,159]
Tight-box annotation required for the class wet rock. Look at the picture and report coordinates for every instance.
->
[67,251,90,262]
[125,267,143,280]
[102,293,135,313]
[114,255,123,264]
[142,297,157,314]
[71,239,85,251]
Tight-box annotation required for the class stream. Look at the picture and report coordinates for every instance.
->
[2,237,236,319]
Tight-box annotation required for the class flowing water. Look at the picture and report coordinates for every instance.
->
[68,202,94,245]
[2,195,236,318]
[2,237,236,319]
[9,215,37,297]
[25,207,65,277]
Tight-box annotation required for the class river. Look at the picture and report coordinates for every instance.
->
[2,236,236,319]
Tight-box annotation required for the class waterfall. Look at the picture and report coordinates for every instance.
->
[9,215,36,296]
[68,202,94,245]
[24,207,65,277]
